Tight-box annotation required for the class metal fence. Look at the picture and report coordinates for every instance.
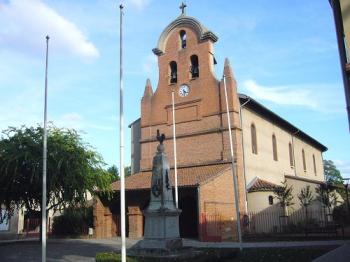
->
[244,207,334,234]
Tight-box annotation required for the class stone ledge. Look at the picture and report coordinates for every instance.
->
[130,238,183,251]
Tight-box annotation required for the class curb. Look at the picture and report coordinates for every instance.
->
[0,238,39,246]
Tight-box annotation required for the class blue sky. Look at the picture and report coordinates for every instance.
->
[0,0,349,178]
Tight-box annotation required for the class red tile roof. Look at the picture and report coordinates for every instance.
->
[248,178,281,192]
[111,163,231,191]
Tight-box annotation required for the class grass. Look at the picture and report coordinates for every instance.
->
[95,246,337,262]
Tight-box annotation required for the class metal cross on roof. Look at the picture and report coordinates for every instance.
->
[179,2,187,15]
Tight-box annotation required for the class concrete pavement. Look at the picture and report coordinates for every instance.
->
[0,237,349,261]
[313,243,350,262]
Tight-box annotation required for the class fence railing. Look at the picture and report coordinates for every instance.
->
[244,208,335,234]
[24,218,41,232]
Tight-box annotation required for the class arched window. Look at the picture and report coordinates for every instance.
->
[169,61,177,84]
[180,30,186,49]
[268,195,274,205]
[302,149,306,172]
[289,142,294,167]
[313,154,317,175]
[272,134,278,161]
[251,124,257,154]
[190,55,199,78]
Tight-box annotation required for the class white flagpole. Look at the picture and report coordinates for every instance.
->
[222,75,242,250]
[171,90,179,208]
[119,4,126,262]
[42,35,49,262]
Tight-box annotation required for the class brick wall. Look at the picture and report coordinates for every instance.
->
[199,167,246,241]
[128,206,143,239]
[93,197,116,239]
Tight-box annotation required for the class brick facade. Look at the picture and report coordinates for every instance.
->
[94,14,246,241]
[127,206,143,238]
[93,197,117,239]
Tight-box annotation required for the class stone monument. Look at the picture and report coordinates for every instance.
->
[132,130,182,251]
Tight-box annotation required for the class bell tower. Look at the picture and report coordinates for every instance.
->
[139,7,242,173]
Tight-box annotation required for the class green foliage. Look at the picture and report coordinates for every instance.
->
[107,165,120,181]
[95,252,138,262]
[235,247,335,262]
[298,185,314,220]
[324,160,343,185]
[96,248,336,262]
[106,165,131,182]
[124,166,131,177]
[298,185,314,208]
[333,203,350,225]
[273,180,294,210]
[315,184,339,213]
[52,207,93,236]
[0,124,113,217]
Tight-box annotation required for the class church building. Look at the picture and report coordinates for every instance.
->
[93,6,327,241]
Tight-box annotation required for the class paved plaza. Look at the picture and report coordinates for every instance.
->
[1,238,350,261]
[0,238,135,262]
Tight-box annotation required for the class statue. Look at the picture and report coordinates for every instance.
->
[132,129,182,251]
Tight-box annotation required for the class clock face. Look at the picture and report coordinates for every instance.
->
[179,85,189,97]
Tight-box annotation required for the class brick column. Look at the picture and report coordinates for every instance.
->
[93,197,115,238]
[128,206,143,238]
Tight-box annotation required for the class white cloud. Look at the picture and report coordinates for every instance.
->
[0,85,43,131]
[241,79,344,113]
[333,159,350,179]
[56,112,115,132]
[142,54,157,74]
[243,80,318,109]
[57,112,83,129]
[0,0,99,59]
[127,0,151,10]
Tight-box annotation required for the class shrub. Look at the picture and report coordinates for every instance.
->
[333,203,350,225]
[52,207,92,236]
[95,252,138,262]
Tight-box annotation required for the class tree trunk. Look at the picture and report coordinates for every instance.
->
[305,206,308,223]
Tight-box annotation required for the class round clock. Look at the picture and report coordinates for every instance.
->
[179,85,190,97]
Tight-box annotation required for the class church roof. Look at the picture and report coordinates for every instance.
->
[239,94,328,152]
[247,177,281,193]
[153,14,218,56]
[111,163,230,191]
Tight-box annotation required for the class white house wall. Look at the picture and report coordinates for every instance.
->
[241,107,325,187]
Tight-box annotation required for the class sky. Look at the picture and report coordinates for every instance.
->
[0,0,349,178]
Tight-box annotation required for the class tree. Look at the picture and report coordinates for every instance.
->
[316,184,339,216]
[107,165,119,182]
[324,160,343,185]
[298,185,314,222]
[106,165,131,182]
[273,180,294,216]
[0,125,113,222]
[124,166,131,177]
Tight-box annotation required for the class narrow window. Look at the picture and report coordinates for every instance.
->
[251,124,257,154]
[268,195,274,205]
[313,154,317,176]
[169,61,177,84]
[289,142,294,167]
[272,134,278,161]
[190,55,199,78]
[180,30,186,49]
[302,149,306,172]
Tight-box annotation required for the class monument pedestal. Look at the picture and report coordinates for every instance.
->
[134,208,182,251]
[130,131,183,255]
